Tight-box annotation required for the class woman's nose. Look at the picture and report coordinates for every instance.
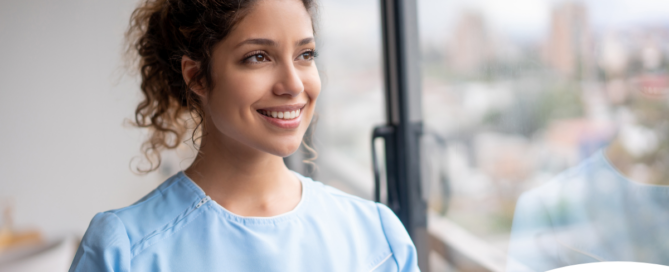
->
[272,63,304,97]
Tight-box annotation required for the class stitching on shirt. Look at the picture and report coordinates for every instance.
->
[375,203,399,269]
[210,207,299,225]
[207,173,308,225]
[129,198,210,257]
[368,253,393,272]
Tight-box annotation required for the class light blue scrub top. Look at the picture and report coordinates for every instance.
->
[69,172,419,272]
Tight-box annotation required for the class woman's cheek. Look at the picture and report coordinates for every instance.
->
[218,73,264,111]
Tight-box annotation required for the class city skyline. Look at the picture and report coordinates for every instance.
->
[418,0,669,46]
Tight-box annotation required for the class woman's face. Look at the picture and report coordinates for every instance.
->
[199,0,320,157]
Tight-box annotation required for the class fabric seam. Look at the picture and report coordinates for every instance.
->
[205,172,308,224]
[368,253,393,272]
[107,212,131,249]
[129,197,210,257]
[71,212,131,271]
[375,203,399,269]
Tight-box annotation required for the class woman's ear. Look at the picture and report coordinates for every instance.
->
[181,55,206,97]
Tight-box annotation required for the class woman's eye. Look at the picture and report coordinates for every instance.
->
[298,51,315,61]
[244,53,269,63]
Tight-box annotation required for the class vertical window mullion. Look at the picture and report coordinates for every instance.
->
[378,0,428,270]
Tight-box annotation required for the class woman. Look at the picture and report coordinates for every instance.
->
[68,0,419,271]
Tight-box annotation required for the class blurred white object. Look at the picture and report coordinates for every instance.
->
[0,236,77,272]
[548,262,669,272]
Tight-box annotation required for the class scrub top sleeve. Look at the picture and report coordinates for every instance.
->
[69,212,132,272]
[376,203,420,272]
[506,192,560,272]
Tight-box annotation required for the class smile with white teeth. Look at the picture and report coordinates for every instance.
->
[259,108,301,120]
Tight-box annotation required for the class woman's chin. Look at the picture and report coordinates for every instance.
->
[277,146,302,158]
[263,139,303,158]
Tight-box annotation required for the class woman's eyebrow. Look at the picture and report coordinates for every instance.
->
[235,37,314,49]
[236,38,276,48]
[296,37,314,46]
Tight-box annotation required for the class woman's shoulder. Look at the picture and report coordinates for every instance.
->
[81,172,205,250]
[71,172,205,271]
[297,172,406,227]
[297,172,380,216]
[297,173,418,268]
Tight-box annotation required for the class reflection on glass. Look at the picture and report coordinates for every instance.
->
[418,0,669,270]
[509,36,669,270]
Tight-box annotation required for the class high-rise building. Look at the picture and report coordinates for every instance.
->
[448,11,491,75]
[545,2,593,79]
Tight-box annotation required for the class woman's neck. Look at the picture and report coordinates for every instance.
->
[184,132,302,217]
[606,136,669,186]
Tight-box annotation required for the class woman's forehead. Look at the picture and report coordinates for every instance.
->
[224,0,313,47]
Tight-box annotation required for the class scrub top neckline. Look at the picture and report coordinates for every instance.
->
[179,171,308,223]
[598,149,669,190]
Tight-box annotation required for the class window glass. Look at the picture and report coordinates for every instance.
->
[306,0,384,200]
[418,0,669,270]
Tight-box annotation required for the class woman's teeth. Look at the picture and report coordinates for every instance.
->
[260,109,301,120]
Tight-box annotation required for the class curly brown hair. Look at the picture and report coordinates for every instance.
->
[126,0,317,173]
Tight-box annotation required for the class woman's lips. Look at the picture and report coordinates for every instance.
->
[257,107,304,129]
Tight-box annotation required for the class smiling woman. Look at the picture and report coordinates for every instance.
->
[68,0,419,271]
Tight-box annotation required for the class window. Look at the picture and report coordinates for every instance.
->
[418,0,669,271]
[293,0,669,271]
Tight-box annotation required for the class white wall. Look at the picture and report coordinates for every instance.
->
[0,0,166,237]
